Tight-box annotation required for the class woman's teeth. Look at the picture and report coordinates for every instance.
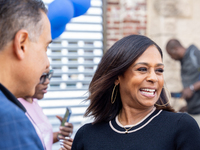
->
[140,88,155,95]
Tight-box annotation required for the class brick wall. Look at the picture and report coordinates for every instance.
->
[106,0,147,49]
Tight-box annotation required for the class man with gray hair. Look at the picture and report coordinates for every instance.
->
[0,0,51,149]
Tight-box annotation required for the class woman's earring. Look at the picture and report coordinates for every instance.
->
[111,84,118,104]
[155,86,171,107]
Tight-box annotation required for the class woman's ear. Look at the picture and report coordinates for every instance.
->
[13,29,29,60]
[114,77,120,85]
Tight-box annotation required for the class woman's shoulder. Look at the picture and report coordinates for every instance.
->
[162,110,189,117]
[161,110,199,126]
[161,111,200,148]
[79,121,108,131]
[74,122,108,140]
[80,122,93,130]
[161,110,190,118]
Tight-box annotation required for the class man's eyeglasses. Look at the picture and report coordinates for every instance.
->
[40,70,54,84]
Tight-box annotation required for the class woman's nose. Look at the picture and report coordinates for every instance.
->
[146,70,158,83]
[43,78,50,85]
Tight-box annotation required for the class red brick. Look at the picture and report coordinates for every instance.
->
[106,0,147,49]
[107,2,119,5]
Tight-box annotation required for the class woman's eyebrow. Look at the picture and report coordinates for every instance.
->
[133,62,164,67]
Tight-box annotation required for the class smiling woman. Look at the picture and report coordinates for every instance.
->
[71,35,200,150]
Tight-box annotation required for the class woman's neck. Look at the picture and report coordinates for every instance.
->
[25,97,33,103]
[118,106,155,126]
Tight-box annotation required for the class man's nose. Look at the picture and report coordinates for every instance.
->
[46,57,50,69]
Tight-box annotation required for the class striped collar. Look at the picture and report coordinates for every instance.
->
[109,108,162,134]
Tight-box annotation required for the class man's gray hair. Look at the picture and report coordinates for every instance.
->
[0,0,47,50]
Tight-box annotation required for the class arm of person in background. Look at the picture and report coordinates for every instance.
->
[182,80,200,100]
[53,115,73,143]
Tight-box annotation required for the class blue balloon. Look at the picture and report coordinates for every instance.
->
[51,24,66,39]
[70,0,91,17]
[48,0,74,29]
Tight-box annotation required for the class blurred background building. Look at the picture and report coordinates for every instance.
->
[42,0,200,149]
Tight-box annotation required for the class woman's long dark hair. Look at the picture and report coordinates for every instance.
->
[85,35,175,124]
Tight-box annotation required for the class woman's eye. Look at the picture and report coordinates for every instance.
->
[156,68,164,73]
[137,67,147,72]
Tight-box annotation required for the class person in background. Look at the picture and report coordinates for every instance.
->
[166,39,200,127]
[0,0,51,149]
[72,35,200,150]
[18,68,73,150]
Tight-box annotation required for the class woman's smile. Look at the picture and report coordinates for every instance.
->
[139,88,156,98]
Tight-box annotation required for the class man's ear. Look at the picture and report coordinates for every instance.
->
[13,29,29,60]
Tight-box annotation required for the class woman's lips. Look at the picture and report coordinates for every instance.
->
[140,88,156,98]
[42,88,48,93]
